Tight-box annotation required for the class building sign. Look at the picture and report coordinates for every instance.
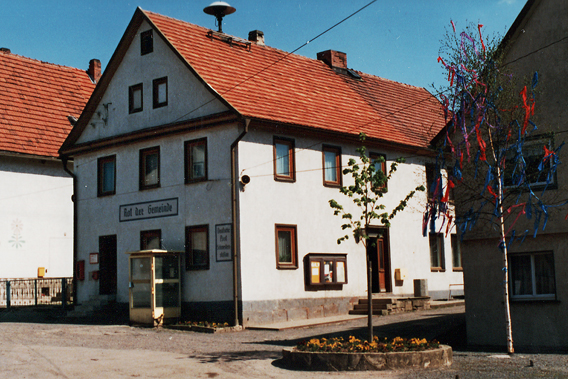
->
[89,253,99,264]
[215,223,232,262]
[119,198,178,222]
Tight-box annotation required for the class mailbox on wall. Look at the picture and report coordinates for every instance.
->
[126,250,182,326]
[76,260,85,281]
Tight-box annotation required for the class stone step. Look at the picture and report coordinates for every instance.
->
[352,303,392,311]
[348,309,389,316]
[349,296,431,316]
[357,298,396,305]
[66,295,117,318]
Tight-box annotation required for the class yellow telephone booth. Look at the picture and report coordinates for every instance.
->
[126,250,181,326]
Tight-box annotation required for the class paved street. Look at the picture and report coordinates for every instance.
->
[1,305,567,378]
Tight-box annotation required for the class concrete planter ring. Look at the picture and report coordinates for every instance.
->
[282,344,452,371]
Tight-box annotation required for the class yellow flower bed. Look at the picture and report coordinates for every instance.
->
[296,336,439,353]
[178,321,230,328]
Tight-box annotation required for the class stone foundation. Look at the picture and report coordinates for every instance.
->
[242,296,359,326]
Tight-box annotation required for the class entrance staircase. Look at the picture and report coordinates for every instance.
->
[65,294,128,323]
[349,296,430,316]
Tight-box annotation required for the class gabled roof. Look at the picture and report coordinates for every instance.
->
[61,8,446,155]
[501,0,539,52]
[0,50,95,158]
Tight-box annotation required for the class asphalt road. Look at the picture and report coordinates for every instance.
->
[1,305,567,378]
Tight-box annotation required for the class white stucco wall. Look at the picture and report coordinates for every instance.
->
[75,123,239,304]
[77,20,227,145]
[73,19,234,304]
[0,157,73,278]
[71,16,462,310]
[236,128,463,302]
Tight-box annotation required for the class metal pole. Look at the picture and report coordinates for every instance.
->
[367,253,373,342]
[62,278,67,309]
[35,279,38,305]
[6,281,10,310]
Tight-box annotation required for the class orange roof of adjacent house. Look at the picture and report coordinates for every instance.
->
[144,10,446,149]
[0,50,95,158]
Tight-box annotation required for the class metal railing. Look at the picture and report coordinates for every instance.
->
[0,278,73,309]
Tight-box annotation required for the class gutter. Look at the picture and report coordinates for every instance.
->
[61,157,78,307]
[230,119,249,326]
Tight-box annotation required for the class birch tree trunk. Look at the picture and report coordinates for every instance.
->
[497,165,514,354]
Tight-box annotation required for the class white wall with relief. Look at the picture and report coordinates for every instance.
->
[0,156,73,279]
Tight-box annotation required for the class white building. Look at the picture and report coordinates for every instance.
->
[60,8,463,325]
[0,49,96,279]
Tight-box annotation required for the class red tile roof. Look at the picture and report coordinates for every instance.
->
[61,8,446,154]
[144,10,446,149]
[0,51,95,158]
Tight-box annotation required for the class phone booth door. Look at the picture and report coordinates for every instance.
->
[129,256,152,324]
[154,254,181,322]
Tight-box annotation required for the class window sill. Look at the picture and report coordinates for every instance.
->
[140,184,160,191]
[430,268,446,272]
[274,176,296,183]
[97,192,115,198]
[510,297,558,303]
[186,266,210,271]
[452,267,463,272]
[323,182,342,188]
[276,265,298,270]
[504,182,558,193]
[305,283,344,291]
[185,178,208,185]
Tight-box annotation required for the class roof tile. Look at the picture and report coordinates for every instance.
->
[0,51,95,157]
[144,10,445,149]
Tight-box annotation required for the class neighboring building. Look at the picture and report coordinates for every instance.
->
[461,0,568,351]
[59,8,462,325]
[0,49,96,279]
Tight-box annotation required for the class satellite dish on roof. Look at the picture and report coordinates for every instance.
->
[203,1,236,33]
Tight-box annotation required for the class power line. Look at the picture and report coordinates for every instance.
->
[502,35,568,67]
[170,0,378,123]
[238,32,568,174]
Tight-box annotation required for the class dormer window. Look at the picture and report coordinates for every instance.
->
[141,30,153,55]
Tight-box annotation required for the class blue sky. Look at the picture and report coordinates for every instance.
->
[2,0,526,90]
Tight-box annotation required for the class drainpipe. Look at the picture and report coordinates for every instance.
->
[230,119,249,326]
[61,157,78,307]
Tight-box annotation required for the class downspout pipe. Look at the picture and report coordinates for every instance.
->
[230,118,249,326]
[61,157,78,307]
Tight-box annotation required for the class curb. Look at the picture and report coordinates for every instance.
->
[281,344,453,371]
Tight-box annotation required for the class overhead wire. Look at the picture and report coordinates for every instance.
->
[74,8,568,184]
[170,0,378,124]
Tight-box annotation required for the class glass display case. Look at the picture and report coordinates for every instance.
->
[126,250,181,326]
[304,253,347,289]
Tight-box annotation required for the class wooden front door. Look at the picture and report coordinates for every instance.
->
[99,235,117,295]
[368,230,391,293]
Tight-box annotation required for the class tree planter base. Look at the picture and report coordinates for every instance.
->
[282,345,452,371]
[165,325,244,333]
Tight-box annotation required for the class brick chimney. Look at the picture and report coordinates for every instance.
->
[317,50,347,69]
[248,30,265,46]
[87,59,102,83]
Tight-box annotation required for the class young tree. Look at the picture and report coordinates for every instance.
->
[429,22,564,353]
[330,133,424,342]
